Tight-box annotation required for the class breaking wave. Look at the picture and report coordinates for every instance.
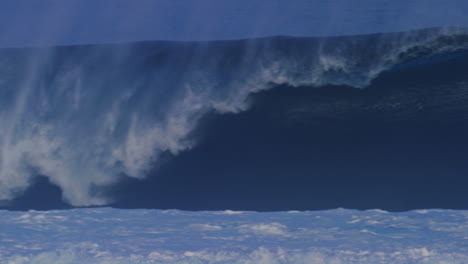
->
[1,27,468,205]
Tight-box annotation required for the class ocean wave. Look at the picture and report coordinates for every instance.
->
[0,27,467,205]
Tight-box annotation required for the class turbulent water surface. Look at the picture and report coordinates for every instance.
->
[1,208,467,264]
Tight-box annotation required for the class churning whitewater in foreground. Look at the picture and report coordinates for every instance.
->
[1,27,468,206]
[0,208,467,264]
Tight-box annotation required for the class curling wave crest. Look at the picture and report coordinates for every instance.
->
[0,27,468,205]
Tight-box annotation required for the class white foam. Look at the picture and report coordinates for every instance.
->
[0,208,466,264]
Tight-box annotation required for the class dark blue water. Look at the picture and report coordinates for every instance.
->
[108,50,468,212]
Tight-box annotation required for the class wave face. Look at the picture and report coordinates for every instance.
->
[1,27,468,206]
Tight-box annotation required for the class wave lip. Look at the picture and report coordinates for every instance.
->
[1,27,468,206]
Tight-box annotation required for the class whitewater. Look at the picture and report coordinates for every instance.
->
[1,208,467,264]
[0,27,468,206]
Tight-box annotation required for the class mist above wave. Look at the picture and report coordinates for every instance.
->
[0,27,467,206]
